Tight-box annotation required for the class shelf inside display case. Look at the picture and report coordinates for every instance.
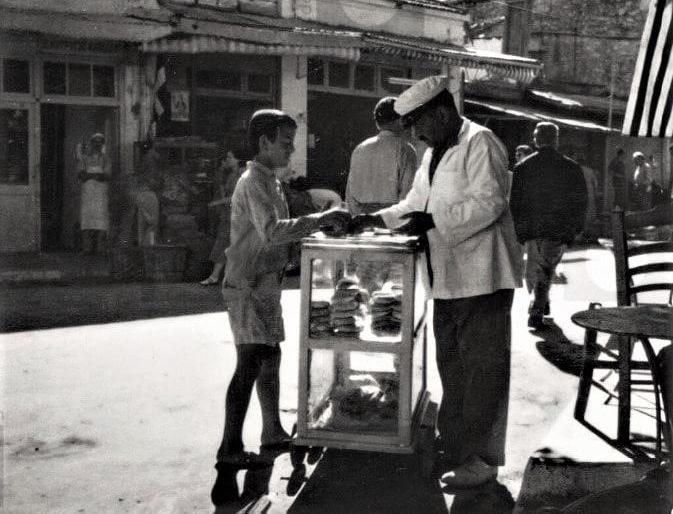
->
[302,232,427,346]
[307,349,401,435]
[296,231,429,453]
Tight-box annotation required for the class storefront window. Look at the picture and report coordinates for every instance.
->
[196,69,241,90]
[3,59,30,94]
[248,73,272,94]
[354,64,375,91]
[43,62,116,98]
[68,63,91,96]
[43,62,67,95]
[0,108,29,185]
[307,58,324,86]
[93,65,115,97]
[328,61,350,88]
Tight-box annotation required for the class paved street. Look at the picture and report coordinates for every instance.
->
[0,244,617,513]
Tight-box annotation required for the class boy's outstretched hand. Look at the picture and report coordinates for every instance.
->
[319,208,351,237]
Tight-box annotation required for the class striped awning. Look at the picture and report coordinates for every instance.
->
[623,0,673,137]
[142,35,360,60]
[363,33,542,84]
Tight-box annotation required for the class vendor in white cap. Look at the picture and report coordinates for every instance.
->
[77,132,111,254]
[350,75,523,487]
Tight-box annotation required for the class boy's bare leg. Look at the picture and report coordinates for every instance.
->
[216,345,260,460]
[257,346,290,445]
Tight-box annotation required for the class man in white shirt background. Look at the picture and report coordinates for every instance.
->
[345,96,418,214]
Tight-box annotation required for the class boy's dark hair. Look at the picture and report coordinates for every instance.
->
[247,109,297,155]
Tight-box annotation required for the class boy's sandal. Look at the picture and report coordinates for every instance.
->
[199,277,220,286]
[217,452,273,470]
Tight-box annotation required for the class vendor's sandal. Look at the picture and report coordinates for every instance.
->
[217,451,273,470]
[199,277,220,286]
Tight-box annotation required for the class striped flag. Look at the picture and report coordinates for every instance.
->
[622,0,673,137]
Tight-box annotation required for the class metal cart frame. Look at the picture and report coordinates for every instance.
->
[291,233,436,474]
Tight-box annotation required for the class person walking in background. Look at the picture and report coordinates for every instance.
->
[631,151,654,211]
[200,150,245,285]
[210,109,350,507]
[510,122,587,330]
[609,148,628,210]
[350,76,522,488]
[515,144,534,164]
[345,96,417,214]
[77,132,111,255]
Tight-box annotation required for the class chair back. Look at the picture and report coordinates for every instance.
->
[611,204,673,306]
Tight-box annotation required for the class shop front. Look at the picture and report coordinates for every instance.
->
[0,8,171,254]
[0,41,125,253]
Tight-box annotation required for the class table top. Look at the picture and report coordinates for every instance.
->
[571,305,673,339]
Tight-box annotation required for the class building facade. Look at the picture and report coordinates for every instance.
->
[0,0,539,253]
[466,0,671,216]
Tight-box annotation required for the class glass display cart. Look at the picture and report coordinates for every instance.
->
[291,230,436,475]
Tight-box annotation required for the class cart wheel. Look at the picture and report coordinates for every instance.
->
[290,443,308,469]
[306,446,324,465]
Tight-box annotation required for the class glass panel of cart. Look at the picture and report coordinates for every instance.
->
[309,257,405,343]
[307,349,399,434]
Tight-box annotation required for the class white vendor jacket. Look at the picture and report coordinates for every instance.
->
[378,118,523,300]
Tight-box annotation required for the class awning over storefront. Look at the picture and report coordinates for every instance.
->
[0,7,172,43]
[142,35,361,60]
[136,3,541,81]
[140,11,362,59]
[466,98,619,133]
[363,34,542,84]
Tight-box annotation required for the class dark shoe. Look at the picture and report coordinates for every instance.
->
[528,315,546,330]
[211,462,239,507]
[440,455,497,488]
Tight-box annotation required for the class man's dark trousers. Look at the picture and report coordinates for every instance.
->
[433,288,514,466]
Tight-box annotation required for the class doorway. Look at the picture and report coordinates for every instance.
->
[307,91,378,196]
[40,104,117,252]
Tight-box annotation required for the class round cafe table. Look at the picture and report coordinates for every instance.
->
[571,305,673,451]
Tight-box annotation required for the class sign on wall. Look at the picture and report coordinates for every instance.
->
[170,90,190,122]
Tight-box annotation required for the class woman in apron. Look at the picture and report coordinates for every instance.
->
[78,132,111,254]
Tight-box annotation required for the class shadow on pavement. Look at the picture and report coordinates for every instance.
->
[0,282,225,333]
[533,321,584,377]
[287,449,445,513]
[442,479,515,513]
[284,448,515,514]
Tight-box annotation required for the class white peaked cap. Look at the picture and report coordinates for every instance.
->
[393,75,460,116]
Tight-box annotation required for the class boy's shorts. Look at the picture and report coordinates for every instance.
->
[222,272,284,346]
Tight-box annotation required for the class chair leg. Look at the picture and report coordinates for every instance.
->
[575,326,600,423]
[639,337,666,457]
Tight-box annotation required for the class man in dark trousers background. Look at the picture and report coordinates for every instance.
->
[510,121,587,330]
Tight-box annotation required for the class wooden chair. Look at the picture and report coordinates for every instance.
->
[574,203,673,460]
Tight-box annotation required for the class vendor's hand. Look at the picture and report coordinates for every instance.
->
[319,208,351,237]
[398,211,435,235]
[349,214,385,234]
